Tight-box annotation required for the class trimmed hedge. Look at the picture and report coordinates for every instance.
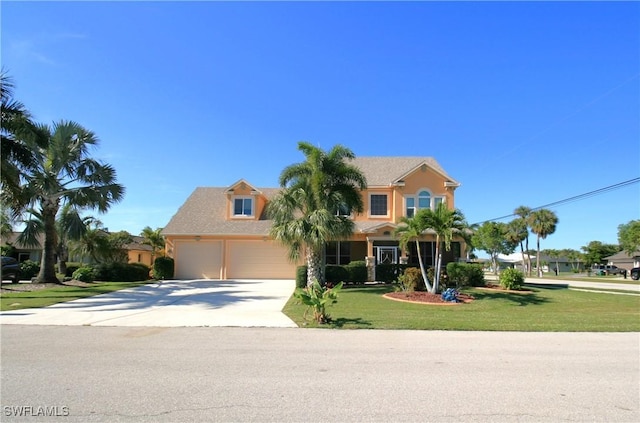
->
[347,261,367,283]
[93,262,150,282]
[296,266,308,288]
[72,266,95,282]
[153,257,174,280]
[325,265,350,284]
[375,264,412,283]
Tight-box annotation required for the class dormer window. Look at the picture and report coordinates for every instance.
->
[233,197,254,217]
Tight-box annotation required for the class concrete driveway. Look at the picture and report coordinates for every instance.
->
[0,279,298,328]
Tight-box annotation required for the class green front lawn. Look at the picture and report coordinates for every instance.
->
[0,281,151,311]
[283,285,640,331]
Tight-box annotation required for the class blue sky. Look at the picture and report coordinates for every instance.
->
[2,1,639,253]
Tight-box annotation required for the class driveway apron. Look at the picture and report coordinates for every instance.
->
[0,279,298,328]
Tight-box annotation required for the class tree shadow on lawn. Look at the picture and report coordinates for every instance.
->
[330,317,372,328]
[470,289,550,306]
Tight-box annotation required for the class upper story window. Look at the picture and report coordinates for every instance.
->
[233,197,254,217]
[370,194,388,216]
[335,203,351,217]
[405,190,445,217]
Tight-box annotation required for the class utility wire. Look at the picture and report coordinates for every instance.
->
[472,177,640,225]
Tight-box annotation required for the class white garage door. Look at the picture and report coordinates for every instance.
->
[227,240,296,279]
[175,240,222,280]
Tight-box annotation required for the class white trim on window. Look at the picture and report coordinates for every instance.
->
[232,196,254,218]
[404,189,446,217]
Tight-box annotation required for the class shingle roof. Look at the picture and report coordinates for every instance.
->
[349,157,458,187]
[162,187,280,236]
[162,157,458,236]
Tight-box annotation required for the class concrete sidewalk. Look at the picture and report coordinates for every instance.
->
[0,279,298,328]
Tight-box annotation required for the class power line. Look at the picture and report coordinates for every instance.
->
[472,177,640,225]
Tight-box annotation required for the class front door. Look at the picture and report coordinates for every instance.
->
[376,247,398,264]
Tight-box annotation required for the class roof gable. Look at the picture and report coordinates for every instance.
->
[349,157,459,188]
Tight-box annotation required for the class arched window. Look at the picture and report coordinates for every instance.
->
[418,191,431,209]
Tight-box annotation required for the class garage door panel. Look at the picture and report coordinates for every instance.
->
[227,240,296,279]
[175,241,222,279]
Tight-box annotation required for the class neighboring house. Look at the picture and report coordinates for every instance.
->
[496,252,586,273]
[604,251,640,272]
[162,157,467,280]
[1,231,154,267]
[0,232,44,263]
[125,236,155,267]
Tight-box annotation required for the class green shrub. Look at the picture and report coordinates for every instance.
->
[347,261,368,283]
[19,260,40,280]
[296,266,308,288]
[446,262,486,288]
[72,266,95,282]
[402,267,424,292]
[294,279,343,324]
[499,268,524,290]
[153,257,174,280]
[376,264,411,283]
[130,262,151,279]
[325,265,350,284]
[93,262,150,282]
[65,262,83,277]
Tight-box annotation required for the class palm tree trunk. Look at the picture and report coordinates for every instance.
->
[536,236,541,277]
[306,248,323,287]
[36,199,60,283]
[432,237,441,294]
[415,240,433,293]
[525,237,532,277]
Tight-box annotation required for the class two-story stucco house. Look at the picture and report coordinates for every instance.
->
[162,157,466,280]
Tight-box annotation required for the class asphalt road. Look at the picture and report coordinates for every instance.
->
[1,326,638,422]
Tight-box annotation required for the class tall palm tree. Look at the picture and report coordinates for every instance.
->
[268,142,367,287]
[514,206,533,276]
[0,72,46,201]
[394,214,434,293]
[528,208,558,277]
[9,120,124,283]
[18,204,95,275]
[418,202,467,293]
[140,226,165,264]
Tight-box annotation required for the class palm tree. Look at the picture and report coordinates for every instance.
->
[268,142,367,287]
[514,206,533,276]
[528,208,558,277]
[394,214,434,293]
[0,71,45,201]
[505,218,528,273]
[9,120,124,283]
[418,203,467,293]
[140,226,165,264]
[18,204,96,275]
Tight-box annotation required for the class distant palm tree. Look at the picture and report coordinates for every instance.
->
[8,120,124,283]
[528,208,559,277]
[505,218,528,273]
[140,226,165,264]
[418,203,467,293]
[268,142,367,287]
[514,205,533,276]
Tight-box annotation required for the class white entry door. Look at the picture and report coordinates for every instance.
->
[376,247,398,264]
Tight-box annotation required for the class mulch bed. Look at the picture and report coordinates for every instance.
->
[0,280,92,293]
[384,291,475,305]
